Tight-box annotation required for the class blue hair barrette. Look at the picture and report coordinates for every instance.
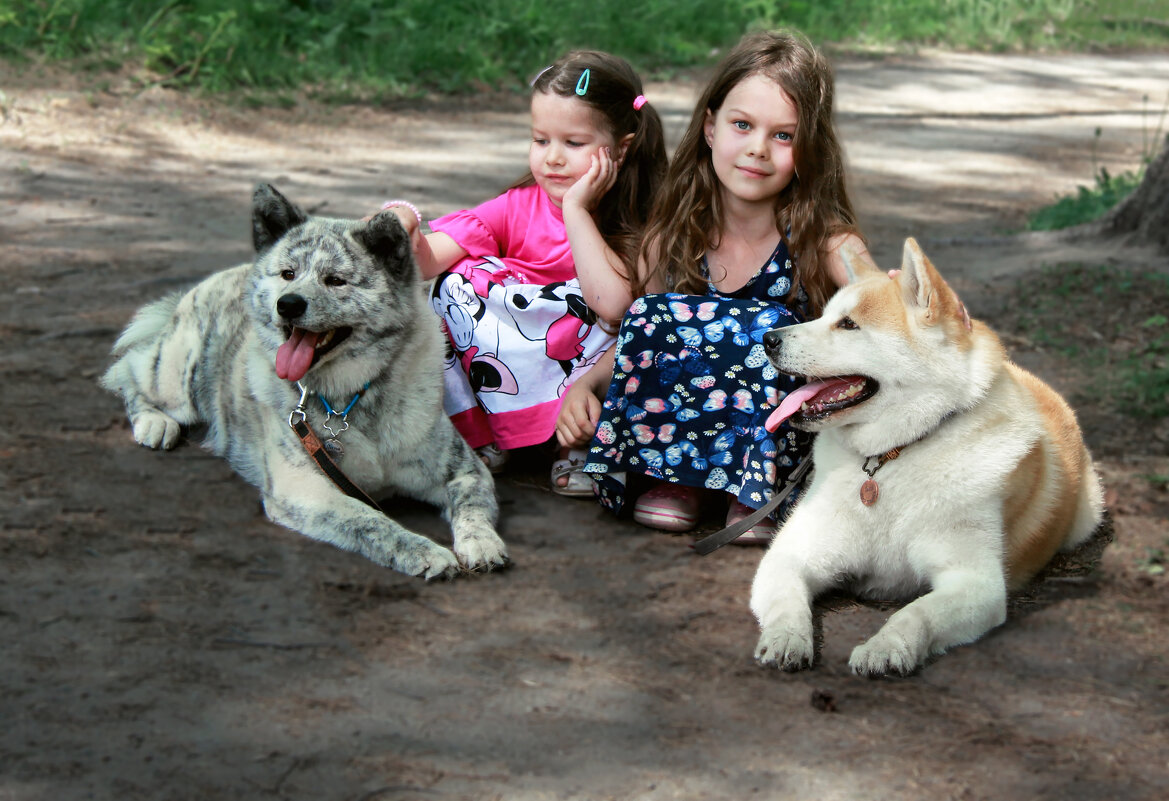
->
[575,69,590,96]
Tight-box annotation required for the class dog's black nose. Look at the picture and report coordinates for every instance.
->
[762,329,782,351]
[277,294,307,320]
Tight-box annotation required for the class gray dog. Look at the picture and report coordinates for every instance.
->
[101,184,508,579]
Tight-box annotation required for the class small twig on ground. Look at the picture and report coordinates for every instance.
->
[211,637,335,650]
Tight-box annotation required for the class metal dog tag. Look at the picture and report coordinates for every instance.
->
[323,438,345,457]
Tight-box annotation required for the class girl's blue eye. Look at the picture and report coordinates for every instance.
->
[567,141,584,148]
[734,120,750,130]
[775,132,792,141]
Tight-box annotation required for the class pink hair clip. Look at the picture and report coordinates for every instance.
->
[633,95,648,110]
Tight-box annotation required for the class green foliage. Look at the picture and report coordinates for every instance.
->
[1026,166,1143,231]
[2,0,1169,99]
[1136,543,1166,576]
[1013,264,1169,419]
[1125,313,1169,418]
[0,0,758,97]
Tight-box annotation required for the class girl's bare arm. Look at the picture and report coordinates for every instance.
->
[562,147,635,320]
[385,206,468,280]
[823,232,877,289]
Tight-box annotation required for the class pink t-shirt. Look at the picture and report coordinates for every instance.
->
[430,184,575,285]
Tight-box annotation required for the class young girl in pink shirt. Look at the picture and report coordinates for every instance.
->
[384,51,666,494]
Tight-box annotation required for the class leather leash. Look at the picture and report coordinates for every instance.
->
[288,386,382,511]
[691,457,812,555]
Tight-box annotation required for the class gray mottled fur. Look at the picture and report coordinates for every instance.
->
[101,184,507,579]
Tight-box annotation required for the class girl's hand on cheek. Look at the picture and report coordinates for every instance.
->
[563,148,619,213]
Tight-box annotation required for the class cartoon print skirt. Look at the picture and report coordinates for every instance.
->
[582,292,813,516]
[432,258,615,451]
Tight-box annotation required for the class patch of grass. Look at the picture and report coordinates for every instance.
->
[1028,106,1166,232]
[1143,472,1169,484]
[0,0,757,98]
[2,0,1169,100]
[1027,166,1144,231]
[1125,313,1169,418]
[1008,263,1169,420]
[1136,545,1166,576]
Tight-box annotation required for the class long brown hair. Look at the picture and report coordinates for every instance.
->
[515,50,668,285]
[638,30,860,316]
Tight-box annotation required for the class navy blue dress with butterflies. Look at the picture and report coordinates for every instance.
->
[583,240,813,516]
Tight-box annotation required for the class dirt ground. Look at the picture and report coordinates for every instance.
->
[2,51,1168,801]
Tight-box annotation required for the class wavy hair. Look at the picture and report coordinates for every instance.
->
[638,30,860,316]
[513,50,668,288]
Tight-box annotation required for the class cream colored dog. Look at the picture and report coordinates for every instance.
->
[751,238,1103,677]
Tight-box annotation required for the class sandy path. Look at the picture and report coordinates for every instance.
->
[1,51,1167,801]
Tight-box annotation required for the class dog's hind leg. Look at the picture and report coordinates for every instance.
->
[101,287,225,450]
[849,564,1007,677]
[126,401,184,450]
[102,345,194,450]
[438,450,509,572]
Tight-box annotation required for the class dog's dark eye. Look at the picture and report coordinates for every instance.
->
[324,275,347,287]
[836,316,858,330]
[280,270,295,281]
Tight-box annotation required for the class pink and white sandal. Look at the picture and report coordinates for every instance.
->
[551,449,594,497]
[725,500,776,545]
[633,483,702,532]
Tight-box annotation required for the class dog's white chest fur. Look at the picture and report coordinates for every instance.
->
[794,410,1029,599]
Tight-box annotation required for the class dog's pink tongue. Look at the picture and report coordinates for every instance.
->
[276,328,319,382]
[765,379,836,431]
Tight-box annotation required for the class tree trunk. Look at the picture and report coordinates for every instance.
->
[1105,136,1169,253]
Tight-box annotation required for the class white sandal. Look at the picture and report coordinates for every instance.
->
[550,449,594,497]
[476,443,509,474]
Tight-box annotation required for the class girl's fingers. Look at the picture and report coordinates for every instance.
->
[586,395,601,427]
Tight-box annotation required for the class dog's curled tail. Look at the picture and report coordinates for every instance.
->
[100,292,185,392]
[1065,450,1105,552]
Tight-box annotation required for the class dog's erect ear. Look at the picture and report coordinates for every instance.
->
[899,238,934,309]
[353,210,415,277]
[252,184,308,254]
[900,237,971,330]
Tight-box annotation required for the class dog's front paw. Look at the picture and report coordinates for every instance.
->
[454,531,510,573]
[754,624,814,671]
[385,540,460,581]
[849,630,923,677]
[131,409,181,450]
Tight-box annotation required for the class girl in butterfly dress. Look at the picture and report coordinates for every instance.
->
[382,51,666,494]
[557,30,874,539]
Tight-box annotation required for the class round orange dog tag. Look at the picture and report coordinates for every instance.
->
[860,479,879,506]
